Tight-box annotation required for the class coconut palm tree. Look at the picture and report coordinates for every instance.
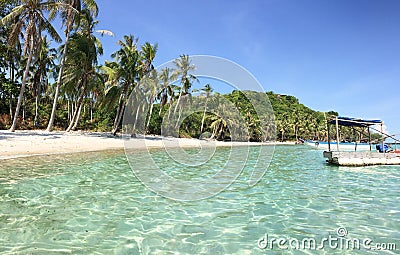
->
[46,0,98,132]
[172,54,197,129]
[199,83,213,134]
[142,69,160,132]
[140,42,158,76]
[31,36,57,127]
[102,35,157,136]
[1,0,62,131]
[157,67,176,115]
[1,1,21,122]
[64,9,107,131]
[210,114,227,141]
[102,35,140,135]
[139,42,158,133]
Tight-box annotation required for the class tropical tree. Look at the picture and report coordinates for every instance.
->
[30,36,57,127]
[102,35,157,135]
[1,0,62,131]
[0,0,20,123]
[172,54,197,129]
[140,42,157,77]
[64,9,107,131]
[139,41,158,132]
[102,35,140,135]
[46,0,98,132]
[210,114,228,141]
[157,67,176,115]
[142,69,160,131]
[199,83,213,134]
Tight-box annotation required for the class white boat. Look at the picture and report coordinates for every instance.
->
[304,140,376,151]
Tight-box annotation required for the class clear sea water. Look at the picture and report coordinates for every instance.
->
[0,145,399,254]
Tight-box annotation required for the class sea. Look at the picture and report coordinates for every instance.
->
[0,145,399,254]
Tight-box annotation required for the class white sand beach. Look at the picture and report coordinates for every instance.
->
[0,130,295,160]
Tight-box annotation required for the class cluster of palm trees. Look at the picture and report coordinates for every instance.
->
[0,0,216,136]
[109,53,211,138]
[101,35,159,135]
[1,0,105,132]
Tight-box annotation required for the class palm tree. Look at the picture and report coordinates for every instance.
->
[1,0,62,131]
[139,42,158,133]
[157,67,176,115]
[210,114,227,141]
[64,9,107,131]
[102,35,157,136]
[172,54,197,129]
[46,0,98,132]
[142,69,160,132]
[199,83,213,134]
[1,1,21,122]
[102,35,140,135]
[31,36,57,127]
[140,42,158,76]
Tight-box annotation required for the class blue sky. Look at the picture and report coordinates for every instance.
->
[92,0,400,134]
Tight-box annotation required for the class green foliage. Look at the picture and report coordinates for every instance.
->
[145,89,337,142]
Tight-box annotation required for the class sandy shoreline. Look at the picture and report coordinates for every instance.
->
[0,130,295,160]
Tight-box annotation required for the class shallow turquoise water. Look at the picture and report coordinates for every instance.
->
[0,146,399,254]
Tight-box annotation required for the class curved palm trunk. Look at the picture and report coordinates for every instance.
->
[9,63,14,121]
[111,103,125,136]
[71,102,83,131]
[145,96,155,132]
[9,94,13,121]
[176,105,183,130]
[112,94,124,128]
[46,29,71,132]
[217,122,225,140]
[211,124,218,139]
[111,85,130,136]
[66,85,85,132]
[167,101,173,120]
[200,97,208,134]
[9,36,35,132]
[131,102,144,137]
[173,88,183,117]
[162,102,173,136]
[34,83,41,128]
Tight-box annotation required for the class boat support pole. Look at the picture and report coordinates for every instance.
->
[381,122,385,155]
[327,121,331,151]
[335,116,340,151]
[368,126,371,151]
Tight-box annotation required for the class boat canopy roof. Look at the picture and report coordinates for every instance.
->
[328,116,382,127]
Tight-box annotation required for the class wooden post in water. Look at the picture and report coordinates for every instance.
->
[335,116,340,151]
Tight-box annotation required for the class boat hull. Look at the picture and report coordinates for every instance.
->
[305,140,375,151]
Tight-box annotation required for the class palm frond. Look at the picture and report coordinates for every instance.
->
[95,29,114,37]
[94,37,103,55]
[83,0,98,17]
[0,5,25,27]
[41,18,62,43]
